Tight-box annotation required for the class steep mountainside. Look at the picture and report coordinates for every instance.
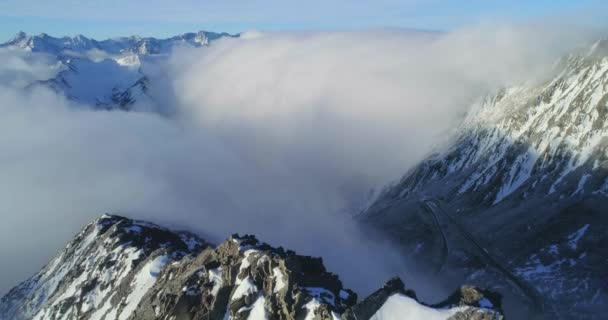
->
[360,41,608,319]
[0,215,503,320]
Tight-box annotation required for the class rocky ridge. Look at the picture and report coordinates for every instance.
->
[0,214,503,320]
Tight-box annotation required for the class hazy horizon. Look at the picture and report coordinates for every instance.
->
[1,0,607,41]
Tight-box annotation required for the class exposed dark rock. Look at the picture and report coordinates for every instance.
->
[340,277,407,320]
[433,286,503,314]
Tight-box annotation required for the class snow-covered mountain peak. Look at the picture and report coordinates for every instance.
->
[8,31,28,43]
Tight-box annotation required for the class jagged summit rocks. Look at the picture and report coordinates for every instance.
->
[132,232,358,320]
[0,214,503,320]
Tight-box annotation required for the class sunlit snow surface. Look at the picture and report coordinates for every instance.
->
[118,254,169,320]
[272,267,286,293]
[246,295,267,320]
[370,294,464,320]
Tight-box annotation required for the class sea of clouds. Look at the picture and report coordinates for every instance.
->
[0,22,596,299]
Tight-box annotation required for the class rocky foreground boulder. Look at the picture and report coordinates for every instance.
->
[0,214,503,320]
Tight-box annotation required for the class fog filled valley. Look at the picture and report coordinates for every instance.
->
[0,17,607,320]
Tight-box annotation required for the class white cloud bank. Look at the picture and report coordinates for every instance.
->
[0,23,597,298]
[0,48,62,88]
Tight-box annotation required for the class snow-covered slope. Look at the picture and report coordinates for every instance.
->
[360,41,608,319]
[376,42,608,205]
[0,214,206,320]
[0,215,503,320]
[1,31,235,110]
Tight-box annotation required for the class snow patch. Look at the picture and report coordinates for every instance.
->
[303,299,321,320]
[246,295,267,320]
[118,254,169,320]
[231,277,258,301]
[208,267,224,296]
[272,267,286,293]
[572,174,591,196]
[567,224,590,250]
[370,294,465,320]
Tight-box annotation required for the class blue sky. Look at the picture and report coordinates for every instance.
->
[1,0,607,41]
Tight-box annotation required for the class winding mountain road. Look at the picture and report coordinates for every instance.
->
[420,198,545,319]
[420,201,449,274]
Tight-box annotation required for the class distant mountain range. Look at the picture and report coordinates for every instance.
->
[1,31,236,110]
[3,31,235,55]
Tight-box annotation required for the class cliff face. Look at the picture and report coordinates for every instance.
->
[0,214,502,320]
